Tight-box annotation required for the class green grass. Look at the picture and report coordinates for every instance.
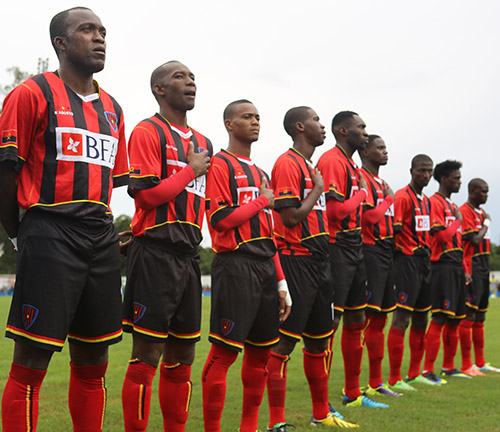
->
[1,296,500,431]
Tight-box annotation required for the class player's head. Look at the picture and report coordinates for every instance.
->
[360,134,388,167]
[50,7,106,73]
[150,61,196,110]
[410,154,433,189]
[223,100,260,144]
[331,111,368,151]
[433,159,462,193]
[468,178,489,205]
[284,106,325,146]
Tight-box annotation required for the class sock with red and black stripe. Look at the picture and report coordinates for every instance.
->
[472,321,485,367]
[122,359,157,432]
[267,352,289,428]
[365,315,387,389]
[387,327,405,385]
[341,322,364,400]
[2,362,46,432]
[408,327,426,379]
[303,349,330,420]
[423,321,444,373]
[442,323,459,370]
[458,319,473,370]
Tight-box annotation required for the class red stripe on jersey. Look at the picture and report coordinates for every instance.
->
[271,148,328,256]
[360,167,394,245]
[394,185,431,255]
[429,193,462,262]
[460,202,490,273]
[317,145,362,242]
[128,114,212,250]
[206,150,275,257]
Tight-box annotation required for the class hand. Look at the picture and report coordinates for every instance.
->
[187,141,210,177]
[384,181,395,199]
[119,230,133,257]
[259,177,274,209]
[278,290,291,323]
[358,171,368,192]
[484,211,491,221]
[307,164,324,192]
[453,205,463,224]
[465,273,472,286]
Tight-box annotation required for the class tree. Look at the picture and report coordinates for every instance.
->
[198,246,214,275]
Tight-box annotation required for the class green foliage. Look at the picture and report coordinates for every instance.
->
[490,243,500,271]
[0,228,16,274]
[198,246,214,275]
[113,214,132,276]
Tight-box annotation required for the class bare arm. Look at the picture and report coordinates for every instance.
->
[0,162,20,239]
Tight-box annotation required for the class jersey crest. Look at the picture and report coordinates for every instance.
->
[220,318,235,337]
[133,302,146,323]
[22,304,39,330]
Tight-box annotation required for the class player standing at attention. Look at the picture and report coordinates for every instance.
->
[0,8,129,431]
[317,111,388,409]
[387,154,436,391]
[358,135,400,397]
[422,160,469,383]
[266,106,358,430]
[202,100,291,432]
[459,179,500,374]
[121,61,211,432]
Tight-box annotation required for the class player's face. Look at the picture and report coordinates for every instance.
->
[62,9,107,73]
[363,137,388,166]
[472,183,489,205]
[411,161,433,189]
[227,103,260,144]
[159,63,196,111]
[345,115,369,151]
[302,109,326,147]
[443,169,461,194]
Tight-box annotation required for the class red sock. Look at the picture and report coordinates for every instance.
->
[341,322,363,400]
[159,362,192,432]
[365,315,387,388]
[122,359,157,432]
[325,328,337,375]
[387,327,405,385]
[423,321,444,373]
[201,344,238,432]
[69,362,108,432]
[240,346,271,432]
[303,349,329,420]
[1,363,46,432]
[408,328,426,379]
[472,321,485,367]
[442,323,459,370]
[458,319,473,370]
[267,352,289,428]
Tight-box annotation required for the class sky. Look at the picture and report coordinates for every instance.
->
[2,0,499,246]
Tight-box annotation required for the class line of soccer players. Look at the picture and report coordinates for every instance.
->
[0,7,497,432]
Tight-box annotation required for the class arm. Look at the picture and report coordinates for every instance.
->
[213,194,269,231]
[0,162,20,240]
[362,195,394,225]
[432,219,461,243]
[326,189,367,221]
[468,214,491,246]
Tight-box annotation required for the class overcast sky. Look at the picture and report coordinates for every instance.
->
[2,0,499,246]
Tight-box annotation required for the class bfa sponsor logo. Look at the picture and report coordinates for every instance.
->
[56,127,118,169]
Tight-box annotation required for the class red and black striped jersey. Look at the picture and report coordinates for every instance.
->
[394,185,431,256]
[128,114,212,250]
[271,148,329,257]
[317,145,362,244]
[206,150,275,258]
[460,202,490,276]
[0,71,128,223]
[360,167,394,245]
[429,193,462,263]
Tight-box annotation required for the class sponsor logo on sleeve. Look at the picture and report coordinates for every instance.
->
[1,129,17,145]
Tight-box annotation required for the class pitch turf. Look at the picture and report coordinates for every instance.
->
[0,296,499,431]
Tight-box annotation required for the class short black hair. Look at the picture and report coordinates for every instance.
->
[331,111,358,139]
[367,134,381,146]
[468,178,487,193]
[283,106,312,138]
[411,154,433,168]
[49,7,91,54]
[150,60,181,101]
[433,159,462,183]
[223,99,253,121]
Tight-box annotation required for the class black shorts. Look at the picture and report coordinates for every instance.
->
[123,238,202,343]
[328,243,367,313]
[430,261,467,319]
[466,270,490,312]
[209,252,279,352]
[363,242,396,313]
[393,252,432,312]
[6,211,122,352]
[278,254,333,342]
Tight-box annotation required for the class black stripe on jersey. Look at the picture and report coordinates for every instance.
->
[67,89,90,201]
[32,74,59,204]
[406,188,420,247]
[368,177,381,239]
[341,163,354,231]
[91,97,111,204]
[241,162,262,240]
[188,133,202,224]
[288,152,313,241]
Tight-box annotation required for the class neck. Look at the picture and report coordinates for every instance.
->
[438,186,452,199]
[58,65,96,96]
[159,106,188,128]
[293,139,315,161]
[227,138,252,158]
[361,160,379,176]
[337,141,354,158]
[468,199,479,208]
[410,181,424,195]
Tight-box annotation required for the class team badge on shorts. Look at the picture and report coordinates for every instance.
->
[468,294,476,304]
[133,302,146,323]
[221,319,234,336]
[366,290,372,301]
[104,112,119,132]
[399,292,408,304]
[22,305,39,330]
[443,300,450,310]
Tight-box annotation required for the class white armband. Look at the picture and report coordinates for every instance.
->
[10,237,18,250]
[483,219,491,228]
[277,279,292,307]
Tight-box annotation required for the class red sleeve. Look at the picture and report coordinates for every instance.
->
[463,254,471,275]
[362,195,394,225]
[460,204,478,241]
[432,219,461,243]
[326,189,367,221]
[319,156,347,202]
[271,156,301,210]
[214,195,269,231]
[393,192,408,233]
[206,159,234,225]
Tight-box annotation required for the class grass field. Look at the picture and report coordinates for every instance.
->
[1,296,499,431]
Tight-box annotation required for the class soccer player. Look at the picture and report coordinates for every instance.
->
[266,106,358,430]
[422,160,469,383]
[459,179,500,374]
[317,111,388,408]
[359,135,400,396]
[121,61,212,432]
[0,8,129,431]
[202,100,291,432]
[387,154,436,390]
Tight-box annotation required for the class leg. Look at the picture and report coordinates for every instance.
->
[472,311,486,367]
[407,311,428,379]
[364,311,387,389]
[341,309,366,400]
[387,308,411,386]
[303,338,330,421]
[458,308,475,370]
[442,318,460,371]
[423,313,446,374]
